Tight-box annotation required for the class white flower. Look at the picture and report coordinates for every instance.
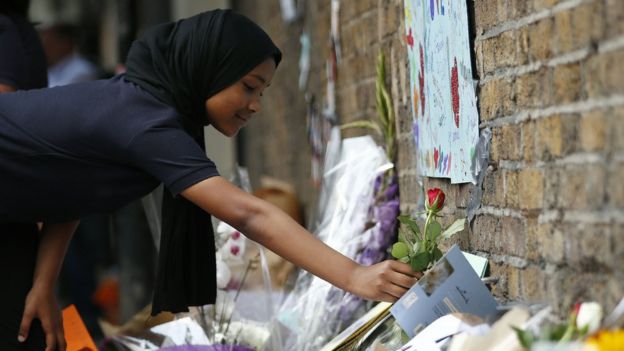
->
[576,302,603,334]
[217,221,237,236]
[216,256,231,289]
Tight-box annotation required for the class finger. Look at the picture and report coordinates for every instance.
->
[388,270,419,289]
[377,291,400,303]
[45,333,55,351]
[57,314,65,351]
[18,307,34,342]
[382,283,409,299]
[57,329,66,351]
[43,322,56,351]
[388,260,420,276]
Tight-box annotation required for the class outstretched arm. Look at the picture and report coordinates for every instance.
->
[182,176,419,302]
[19,220,77,351]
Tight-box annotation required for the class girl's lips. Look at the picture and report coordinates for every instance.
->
[236,114,249,124]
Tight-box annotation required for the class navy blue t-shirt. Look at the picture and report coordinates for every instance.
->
[0,75,220,222]
[0,14,48,90]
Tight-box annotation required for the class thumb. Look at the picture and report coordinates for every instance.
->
[18,307,34,343]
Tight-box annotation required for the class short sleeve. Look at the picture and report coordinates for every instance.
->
[126,125,220,195]
[0,15,24,89]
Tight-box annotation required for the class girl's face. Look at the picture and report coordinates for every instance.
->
[204,58,276,137]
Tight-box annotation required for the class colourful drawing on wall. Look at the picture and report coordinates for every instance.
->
[403,0,479,183]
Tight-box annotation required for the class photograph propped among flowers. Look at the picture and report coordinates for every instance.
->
[391,188,466,272]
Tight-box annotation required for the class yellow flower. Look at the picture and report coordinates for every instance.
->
[585,330,624,351]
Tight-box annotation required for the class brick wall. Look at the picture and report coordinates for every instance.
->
[234,0,624,312]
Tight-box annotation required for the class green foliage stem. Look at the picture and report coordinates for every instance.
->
[340,52,396,162]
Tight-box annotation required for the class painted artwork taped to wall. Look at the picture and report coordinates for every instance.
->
[404,0,479,184]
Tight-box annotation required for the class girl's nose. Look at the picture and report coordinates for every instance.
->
[249,97,262,114]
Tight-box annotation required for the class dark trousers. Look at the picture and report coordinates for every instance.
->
[0,222,46,350]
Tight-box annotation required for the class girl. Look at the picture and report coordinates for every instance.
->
[0,9,419,350]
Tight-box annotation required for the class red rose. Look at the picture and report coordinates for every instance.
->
[426,188,445,213]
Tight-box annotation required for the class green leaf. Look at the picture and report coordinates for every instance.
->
[398,256,410,263]
[542,323,569,341]
[398,230,407,244]
[432,247,443,262]
[410,251,431,272]
[398,215,421,239]
[577,324,589,339]
[400,330,410,344]
[412,241,423,253]
[391,242,410,259]
[398,227,415,247]
[511,326,534,349]
[427,220,442,241]
[376,54,389,128]
[441,218,465,239]
[555,323,575,342]
[340,120,382,135]
[375,81,388,130]
[381,87,395,137]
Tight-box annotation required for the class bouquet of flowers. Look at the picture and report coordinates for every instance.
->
[514,302,603,349]
[514,300,624,351]
[391,188,465,272]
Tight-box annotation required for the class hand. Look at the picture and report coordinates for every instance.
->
[349,260,422,302]
[19,284,66,351]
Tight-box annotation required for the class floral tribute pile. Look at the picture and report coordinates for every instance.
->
[514,300,624,351]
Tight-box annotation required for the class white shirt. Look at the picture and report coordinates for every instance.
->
[47,53,98,87]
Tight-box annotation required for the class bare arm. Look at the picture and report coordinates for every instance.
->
[33,221,78,290]
[18,221,77,351]
[182,176,419,302]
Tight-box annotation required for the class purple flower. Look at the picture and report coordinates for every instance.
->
[159,346,254,351]
[358,247,383,266]
[338,170,401,324]
[382,183,399,201]
[338,293,362,322]
[373,174,384,194]
[374,199,400,240]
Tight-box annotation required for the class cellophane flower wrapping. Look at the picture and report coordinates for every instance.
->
[106,167,280,351]
[336,170,399,326]
[275,128,393,350]
[195,166,283,350]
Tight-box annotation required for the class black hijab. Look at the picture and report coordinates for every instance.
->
[124,9,281,315]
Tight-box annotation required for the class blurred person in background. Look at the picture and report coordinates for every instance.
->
[0,0,47,92]
[0,1,55,350]
[39,23,99,87]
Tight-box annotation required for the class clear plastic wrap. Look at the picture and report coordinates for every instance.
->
[105,165,282,351]
[276,128,392,350]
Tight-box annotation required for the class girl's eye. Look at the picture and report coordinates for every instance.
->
[243,83,255,92]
